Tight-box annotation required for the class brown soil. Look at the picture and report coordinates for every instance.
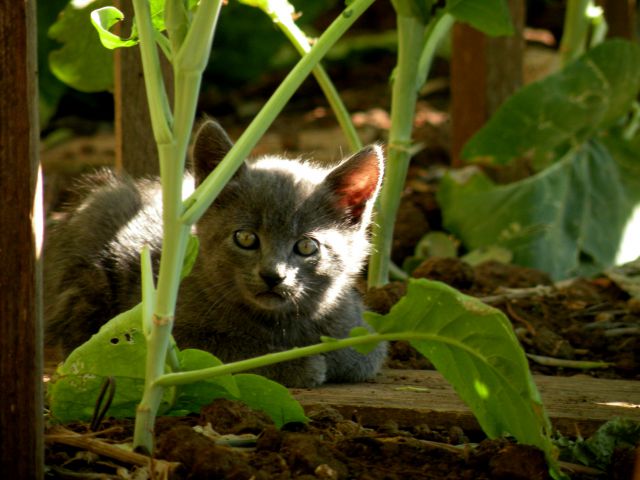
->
[47,399,555,480]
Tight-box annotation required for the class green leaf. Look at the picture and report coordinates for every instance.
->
[37,0,70,126]
[48,0,115,92]
[364,278,555,460]
[90,6,139,50]
[439,140,634,280]
[446,0,513,36]
[47,307,306,426]
[172,359,307,426]
[233,374,308,428]
[559,418,640,471]
[349,326,377,354]
[181,234,200,280]
[170,349,240,415]
[47,304,171,422]
[463,40,640,165]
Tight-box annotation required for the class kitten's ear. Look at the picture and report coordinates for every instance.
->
[192,119,234,186]
[325,145,384,225]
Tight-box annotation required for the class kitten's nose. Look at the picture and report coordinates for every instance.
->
[260,270,285,289]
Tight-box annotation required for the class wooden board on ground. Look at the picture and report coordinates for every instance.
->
[292,369,640,437]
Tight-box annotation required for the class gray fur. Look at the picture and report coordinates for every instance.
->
[45,120,387,387]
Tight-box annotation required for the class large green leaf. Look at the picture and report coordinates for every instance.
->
[365,279,555,460]
[462,40,640,165]
[446,0,513,36]
[438,140,634,280]
[47,304,163,422]
[48,0,114,92]
[47,304,306,427]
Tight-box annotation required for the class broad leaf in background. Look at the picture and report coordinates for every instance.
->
[49,0,114,92]
[557,418,640,471]
[364,279,557,472]
[439,141,635,280]
[462,40,640,166]
[446,0,513,36]
[38,0,71,125]
[439,40,640,279]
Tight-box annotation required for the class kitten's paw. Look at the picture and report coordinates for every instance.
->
[274,355,327,388]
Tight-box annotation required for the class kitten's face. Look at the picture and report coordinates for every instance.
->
[190,120,383,320]
[196,160,366,318]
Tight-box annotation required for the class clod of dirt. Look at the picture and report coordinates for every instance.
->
[200,398,273,434]
[364,281,407,315]
[412,256,475,290]
[482,440,550,480]
[156,424,259,479]
[471,260,553,294]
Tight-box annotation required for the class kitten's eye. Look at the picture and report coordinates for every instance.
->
[294,237,319,256]
[233,230,259,250]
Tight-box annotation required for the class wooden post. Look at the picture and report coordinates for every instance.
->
[114,0,173,177]
[450,0,525,166]
[0,0,44,477]
[599,0,637,41]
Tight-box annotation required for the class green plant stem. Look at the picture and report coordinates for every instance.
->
[131,0,172,143]
[559,0,591,67]
[154,332,472,387]
[367,14,426,287]
[180,0,376,226]
[417,12,454,88]
[587,2,607,47]
[266,5,362,151]
[131,0,224,454]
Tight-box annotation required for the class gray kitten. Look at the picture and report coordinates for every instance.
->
[45,120,387,387]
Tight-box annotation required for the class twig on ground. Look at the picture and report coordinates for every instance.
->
[45,425,180,478]
[526,353,613,369]
[479,285,555,304]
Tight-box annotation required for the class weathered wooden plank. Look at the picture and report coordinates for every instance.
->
[292,369,640,437]
[0,0,44,477]
[450,0,525,166]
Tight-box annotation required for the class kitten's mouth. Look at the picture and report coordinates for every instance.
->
[253,291,287,310]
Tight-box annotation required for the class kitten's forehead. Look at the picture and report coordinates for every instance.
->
[248,156,329,185]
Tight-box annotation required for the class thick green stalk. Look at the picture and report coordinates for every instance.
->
[154,333,461,386]
[559,0,591,66]
[131,0,172,143]
[367,14,426,287]
[131,0,223,454]
[181,0,376,226]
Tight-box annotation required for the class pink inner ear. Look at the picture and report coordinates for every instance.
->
[336,160,380,218]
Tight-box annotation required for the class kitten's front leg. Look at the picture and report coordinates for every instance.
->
[252,354,327,388]
[324,340,387,383]
[206,336,327,388]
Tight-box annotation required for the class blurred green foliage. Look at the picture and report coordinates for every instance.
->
[40,0,339,128]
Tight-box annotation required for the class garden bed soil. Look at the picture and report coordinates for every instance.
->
[47,399,558,480]
[43,257,640,479]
